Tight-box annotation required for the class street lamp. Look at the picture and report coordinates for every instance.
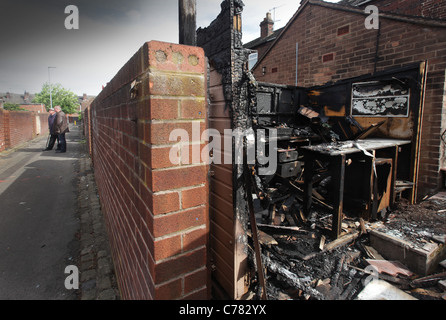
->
[48,67,56,109]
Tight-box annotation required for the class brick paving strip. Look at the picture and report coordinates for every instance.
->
[77,155,120,300]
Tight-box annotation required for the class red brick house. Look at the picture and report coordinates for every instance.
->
[244,12,284,68]
[247,0,446,199]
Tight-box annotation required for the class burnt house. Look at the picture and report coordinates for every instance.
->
[247,0,446,200]
[82,0,445,301]
[198,0,446,299]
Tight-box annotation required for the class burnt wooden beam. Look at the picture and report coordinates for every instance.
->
[262,254,325,300]
[389,146,399,206]
[244,147,267,300]
[303,151,315,218]
[179,0,197,46]
[330,154,346,239]
[362,154,374,221]
[323,231,359,252]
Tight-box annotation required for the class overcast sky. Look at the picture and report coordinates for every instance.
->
[0,0,339,96]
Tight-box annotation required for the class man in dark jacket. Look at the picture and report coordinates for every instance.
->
[42,108,60,151]
[53,105,69,153]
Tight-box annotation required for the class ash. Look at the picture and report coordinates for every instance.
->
[246,196,446,300]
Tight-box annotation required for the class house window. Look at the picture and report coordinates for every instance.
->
[248,52,258,70]
[272,67,278,73]
[337,25,350,36]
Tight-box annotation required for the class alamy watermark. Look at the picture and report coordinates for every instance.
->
[168,122,278,175]
[365,5,379,30]
[65,5,79,30]
[63,4,379,31]
[64,265,79,290]
[363,265,379,286]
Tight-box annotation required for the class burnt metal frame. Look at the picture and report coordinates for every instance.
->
[303,151,345,239]
[302,140,411,239]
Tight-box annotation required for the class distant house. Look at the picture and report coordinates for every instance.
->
[0,91,34,105]
[79,93,95,113]
[64,93,95,123]
[245,0,446,198]
[244,12,284,69]
[1,91,95,113]
[0,91,46,113]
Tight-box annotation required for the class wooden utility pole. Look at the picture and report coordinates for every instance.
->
[179,0,197,46]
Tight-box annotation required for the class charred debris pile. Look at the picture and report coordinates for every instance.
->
[243,103,446,300]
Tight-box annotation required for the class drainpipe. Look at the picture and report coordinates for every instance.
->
[295,42,299,86]
[373,21,381,74]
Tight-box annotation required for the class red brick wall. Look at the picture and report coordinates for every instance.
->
[83,106,92,157]
[442,79,446,171]
[7,111,34,148]
[0,109,5,152]
[0,109,49,152]
[360,0,446,20]
[253,2,446,197]
[88,41,209,300]
[19,104,46,113]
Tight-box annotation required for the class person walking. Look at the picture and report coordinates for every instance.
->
[42,108,60,151]
[53,105,69,153]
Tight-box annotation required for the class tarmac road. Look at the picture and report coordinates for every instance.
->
[0,126,82,300]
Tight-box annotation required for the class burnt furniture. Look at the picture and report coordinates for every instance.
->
[302,139,411,239]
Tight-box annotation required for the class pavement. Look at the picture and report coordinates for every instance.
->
[77,154,120,300]
[0,124,119,300]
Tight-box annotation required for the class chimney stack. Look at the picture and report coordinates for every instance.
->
[260,12,274,38]
[24,91,30,102]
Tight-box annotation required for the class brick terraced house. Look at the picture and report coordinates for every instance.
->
[246,0,446,199]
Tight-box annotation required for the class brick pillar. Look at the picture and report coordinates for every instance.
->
[137,41,209,299]
[3,110,11,150]
[0,109,5,152]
